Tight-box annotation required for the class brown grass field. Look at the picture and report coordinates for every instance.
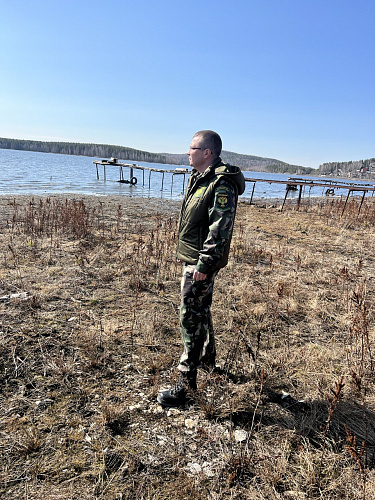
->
[1,193,375,499]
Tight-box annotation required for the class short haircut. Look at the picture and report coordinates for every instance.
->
[193,130,222,159]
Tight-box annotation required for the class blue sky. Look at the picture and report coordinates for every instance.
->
[1,0,374,168]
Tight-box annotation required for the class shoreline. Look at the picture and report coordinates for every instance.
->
[0,191,369,213]
[0,192,183,210]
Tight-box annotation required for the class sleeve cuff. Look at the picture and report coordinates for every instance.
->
[195,259,210,274]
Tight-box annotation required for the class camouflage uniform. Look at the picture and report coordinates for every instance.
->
[178,264,217,372]
[176,158,245,373]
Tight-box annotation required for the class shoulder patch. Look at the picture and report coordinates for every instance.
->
[195,186,206,198]
[214,186,232,211]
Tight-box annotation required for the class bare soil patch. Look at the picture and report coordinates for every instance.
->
[1,194,375,499]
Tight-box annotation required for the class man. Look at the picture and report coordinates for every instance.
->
[157,130,245,408]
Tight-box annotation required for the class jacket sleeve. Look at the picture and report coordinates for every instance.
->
[195,181,237,274]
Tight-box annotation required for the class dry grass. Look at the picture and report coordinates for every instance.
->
[1,193,375,499]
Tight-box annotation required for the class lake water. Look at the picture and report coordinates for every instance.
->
[0,148,372,201]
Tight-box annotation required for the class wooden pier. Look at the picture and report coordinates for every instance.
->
[93,159,375,214]
[93,158,189,194]
[244,176,375,214]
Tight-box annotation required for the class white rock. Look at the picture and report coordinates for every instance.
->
[186,462,202,474]
[129,403,141,411]
[234,429,248,442]
[223,429,231,439]
[202,461,215,477]
[185,418,198,429]
[167,408,182,417]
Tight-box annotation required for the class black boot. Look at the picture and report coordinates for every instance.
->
[157,371,197,408]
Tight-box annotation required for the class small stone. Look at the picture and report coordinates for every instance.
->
[223,429,231,439]
[166,408,182,417]
[185,418,198,429]
[234,429,248,442]
[202,461,215,477]
[186,462,201,474]
[129,403,141,411]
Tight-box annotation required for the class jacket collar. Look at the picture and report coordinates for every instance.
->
[192,157,223,179]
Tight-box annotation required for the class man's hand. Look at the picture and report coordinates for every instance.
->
[193,269,207,281]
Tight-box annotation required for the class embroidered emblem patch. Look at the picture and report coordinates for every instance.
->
[195,186,206,197]
[217,193,228,208]
[215,187,231,210]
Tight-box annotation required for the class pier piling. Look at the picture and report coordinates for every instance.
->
[93,159,375,212]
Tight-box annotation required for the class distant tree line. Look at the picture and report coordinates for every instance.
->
[263,163,316,175]
[0,138,167,164]
[221,152,315,174]
[163,150,316,174]
[319,158,375,178]
[0,137,317,175]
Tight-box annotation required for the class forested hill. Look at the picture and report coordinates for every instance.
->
[0,138,167,164]
[163,151,315,174]
[0,137,315,175]
[319,158,375,178]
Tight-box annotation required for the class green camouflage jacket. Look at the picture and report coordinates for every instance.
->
[176,158,245,274]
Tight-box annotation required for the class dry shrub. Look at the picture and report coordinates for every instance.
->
[1,195,375,499]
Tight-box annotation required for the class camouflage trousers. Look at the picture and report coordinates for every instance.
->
[177,264,218,373]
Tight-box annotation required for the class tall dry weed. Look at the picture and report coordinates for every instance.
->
[1,196,375,499]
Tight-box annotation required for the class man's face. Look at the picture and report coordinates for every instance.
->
[187,137,208,171]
